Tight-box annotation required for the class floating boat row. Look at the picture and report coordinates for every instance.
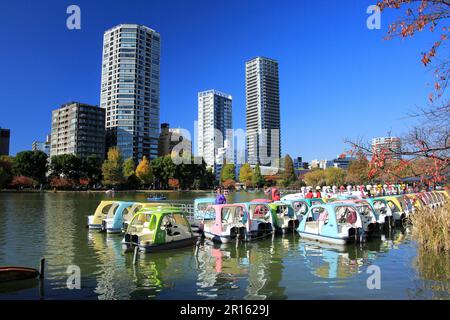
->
[86,189,449,252]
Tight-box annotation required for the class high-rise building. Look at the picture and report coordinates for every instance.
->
[371,137,402,160]
[32,134,51,155]
[50,102,105,159]
[245,56,281,166]
[100,24,160,162]
[0,127,10,156]
[197,90,232,176]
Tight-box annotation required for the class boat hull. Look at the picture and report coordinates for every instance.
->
[122,237,198,253]
[0,267,39,283]
[297,231,349,245]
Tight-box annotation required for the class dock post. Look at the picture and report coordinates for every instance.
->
[39,257,45,279]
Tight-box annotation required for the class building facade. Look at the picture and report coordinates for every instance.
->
[0,127,10,156]
[50,102,105,159]
[100,24,160,162]
[245,56,281,166]
[32,134,51,155]
[197,90,232,176]
[158,123,191,157]
[371,137,402,160]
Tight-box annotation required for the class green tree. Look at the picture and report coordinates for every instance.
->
[49,154,82,180]
[152,155,176,189]
[102,147,125,187]
[136,156,153,186]
[239,163,253,187]
[252,163,265,188]
[220,164,236,183]
[123,157,136,177]
[283,154,296,184]
[324,167,346,186]
[0,156,14,188]
[14,150,48,184]
[83,154,103,185]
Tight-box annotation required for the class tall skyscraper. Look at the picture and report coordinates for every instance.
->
[50,102,105,159]
[100,24,160,162]
[371,137,402,160]
[197,90,232,176]
[245,57,281,166]
[0,127,10,156]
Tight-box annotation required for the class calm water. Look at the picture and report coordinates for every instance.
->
[0,192,448,300]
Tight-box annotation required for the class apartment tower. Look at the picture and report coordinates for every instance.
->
[245,57,281,166]
[100,24,160,162]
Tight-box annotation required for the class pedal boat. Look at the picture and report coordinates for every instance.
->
[297,203,367,245]
[122,207,198,253]
[268,201,299,233]
[87,201,117,229]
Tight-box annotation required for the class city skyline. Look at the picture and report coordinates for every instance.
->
[0,0,434,162]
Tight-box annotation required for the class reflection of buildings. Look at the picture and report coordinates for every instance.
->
[300,243,365,279]
[195,241,287,299]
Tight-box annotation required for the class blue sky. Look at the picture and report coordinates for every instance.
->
[0,0,438,161]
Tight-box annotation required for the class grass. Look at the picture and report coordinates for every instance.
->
[410,202,450,253]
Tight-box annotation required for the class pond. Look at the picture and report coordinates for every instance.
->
[0,192,448,299]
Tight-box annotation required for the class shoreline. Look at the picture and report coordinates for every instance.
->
[0,189,214,194]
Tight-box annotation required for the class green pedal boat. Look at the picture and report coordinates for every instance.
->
[122,206,198,253]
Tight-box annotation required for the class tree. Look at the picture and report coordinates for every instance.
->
[83,154,103,185]
[123,157,136,178]
[49,154,82,180]
[239,163,254,187]
[102,147,125,187]
[346,155,370,184]
[14,150,48,184]
[152,156,176,189]
[220,164,236,183]
[324,167,346,186]
[304,169,327,187]
[348,1,450,183]
[136,156,153,186]
[283,154,297,184]
[252,163,265,188]
[0,156,14,188]
[223,178,236,189]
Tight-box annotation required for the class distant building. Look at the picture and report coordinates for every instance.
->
[0,127,10,156]
[158,123,191,157]
[197,90,232,175]
[372,137,402,160]
[246,57,281,166]
[32,134,51,156]
[50,102,106,159]
[333,155,356,169]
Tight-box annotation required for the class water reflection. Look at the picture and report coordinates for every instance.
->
[0,193,449,300]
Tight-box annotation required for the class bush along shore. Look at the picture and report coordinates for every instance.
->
[410,203,450,254]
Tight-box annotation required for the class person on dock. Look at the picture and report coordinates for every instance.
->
[305,188,314,199]
[215,187,227,205]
